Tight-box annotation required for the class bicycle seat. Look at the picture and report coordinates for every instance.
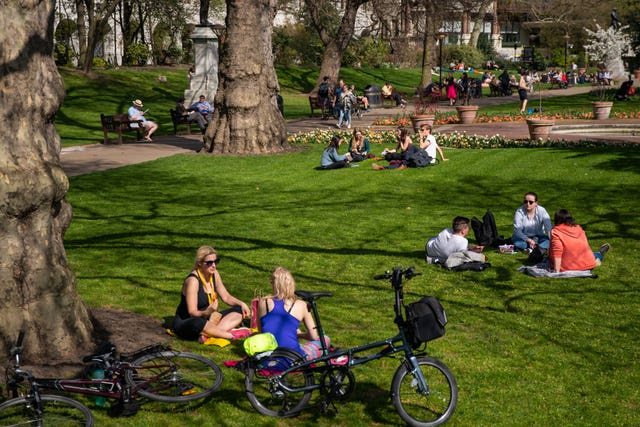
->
[82,342,117,363]
[295,290,333,301]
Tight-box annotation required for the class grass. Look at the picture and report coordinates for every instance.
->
[57,66,640,146]
[63,141,640,426]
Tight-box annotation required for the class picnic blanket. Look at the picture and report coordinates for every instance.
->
[517,264,597,278]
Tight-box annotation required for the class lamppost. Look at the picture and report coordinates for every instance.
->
[513,41,520,63]
[564,33,570,74]
[436,32,446,92]
[529,34,536,70]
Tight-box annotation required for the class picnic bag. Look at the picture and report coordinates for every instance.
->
[243,332,278,356]
[404,296,447,348]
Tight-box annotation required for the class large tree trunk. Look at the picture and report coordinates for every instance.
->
[306,0,370,91]
[0,0,94,362]
[202,0,287,154]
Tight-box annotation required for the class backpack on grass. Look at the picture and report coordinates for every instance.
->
[471,210,507,247]
[405,149,432,168]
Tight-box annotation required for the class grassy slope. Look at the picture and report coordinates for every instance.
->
[64,142,640,426]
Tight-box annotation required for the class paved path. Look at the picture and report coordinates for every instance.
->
[61,84,639,177]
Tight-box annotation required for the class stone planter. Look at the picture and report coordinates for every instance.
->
[526,118,555,140]
[411,114,435,132]
[456,105,479,124]
[591,101,613,120]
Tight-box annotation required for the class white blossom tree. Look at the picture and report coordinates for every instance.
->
[584,23,636,80]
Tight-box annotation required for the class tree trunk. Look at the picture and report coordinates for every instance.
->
[202,0,288,154]
[0,0,94,362]
[306,0,370,91]
[75,0,88,67]
[468,0,493,48]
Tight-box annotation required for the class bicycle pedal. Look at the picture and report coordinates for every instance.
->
[179,383,197,395]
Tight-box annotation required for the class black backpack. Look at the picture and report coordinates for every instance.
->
[471,210,506,247]
[318,82,329,97]
[406,149,432,168]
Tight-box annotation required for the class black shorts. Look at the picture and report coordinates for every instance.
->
[518,89,528,101]
[172,306,242,341]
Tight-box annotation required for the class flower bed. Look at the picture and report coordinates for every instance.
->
[287,128,640,150]
[372,111,640,126]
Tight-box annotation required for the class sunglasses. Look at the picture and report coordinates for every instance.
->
[203,258,220,266]
[523,200,536,205]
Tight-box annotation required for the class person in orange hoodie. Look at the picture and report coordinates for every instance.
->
[549,209,610,272]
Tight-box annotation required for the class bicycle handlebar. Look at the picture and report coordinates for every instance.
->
[373,267,421,284]
[16,330,25,348]
[10,330,25,358]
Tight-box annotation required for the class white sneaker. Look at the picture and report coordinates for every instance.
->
[336,123,341,128]
[347,123,351,129]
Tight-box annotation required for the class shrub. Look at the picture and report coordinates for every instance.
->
[443,44,485,69]
[124,43,151,66]
[345,36,389,68]
[92,57,108,68]
[273,23,323,66]
[54,43,75,66]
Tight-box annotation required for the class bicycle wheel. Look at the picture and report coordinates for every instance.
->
[245,348,314,417]
[391,356,457,427]
[0,394,94,426]
[126,350,223,403]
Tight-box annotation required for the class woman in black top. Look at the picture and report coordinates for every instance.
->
[173,246,251,341]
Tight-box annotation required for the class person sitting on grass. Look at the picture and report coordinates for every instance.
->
[372,126,417,170]
[172,246,251,343]
[426,216,484,263]
[321,135,351,169]
[417,124,448,164]
[258,267,330,360]
[348,128,371,161]
[512,192,552,254]
[549,209,610,273]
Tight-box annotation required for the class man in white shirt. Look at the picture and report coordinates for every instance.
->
[418,124,448,164]
[426,216,484,262]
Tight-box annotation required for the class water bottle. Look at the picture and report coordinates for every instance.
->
[90,368,107,407]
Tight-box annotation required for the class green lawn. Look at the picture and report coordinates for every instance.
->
[63,141,640,426]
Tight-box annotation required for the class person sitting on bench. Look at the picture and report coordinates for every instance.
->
[382,82,407,108]
[176,98,207,134]
[128,99,158,142]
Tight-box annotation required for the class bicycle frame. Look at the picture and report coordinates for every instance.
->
[7,344,179,403]
[261,267,429,395]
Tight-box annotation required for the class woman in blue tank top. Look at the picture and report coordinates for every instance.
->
[259,267,329,359]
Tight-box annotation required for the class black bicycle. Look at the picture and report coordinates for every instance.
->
[1,331,223,423]
[239,267,458,426]
[0,330,94,426]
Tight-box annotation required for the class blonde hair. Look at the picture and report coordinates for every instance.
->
[194,246,216,269]
[269,267,296,300]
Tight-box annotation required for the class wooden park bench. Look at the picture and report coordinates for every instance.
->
[549,79,569,89]
[169,109,196,134]
[100,113,144,144]
[308,95,326,117]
